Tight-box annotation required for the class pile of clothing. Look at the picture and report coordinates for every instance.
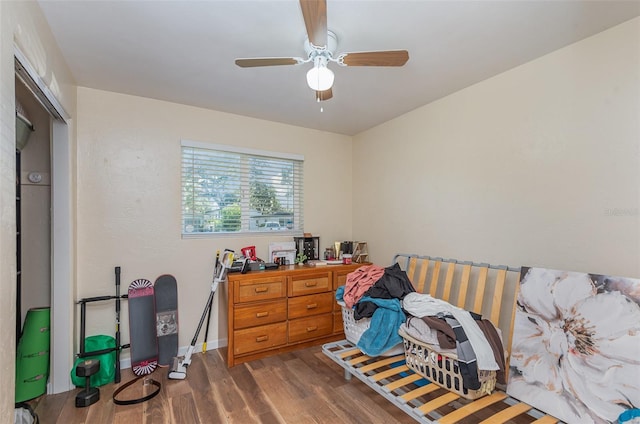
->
[401,292,506,390]
[337,262,507,391]
[336,263,415,356]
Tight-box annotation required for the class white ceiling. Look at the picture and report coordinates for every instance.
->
[38,0,640,136]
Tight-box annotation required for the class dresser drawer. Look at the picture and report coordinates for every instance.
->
[288,273,331,296]
[288,314,333,343]
[234,299,287,330]
[333,311,344,333]
[234,277,286,303]
[287,292,333,319]
[335,271,350,290]
[233,322,288,356]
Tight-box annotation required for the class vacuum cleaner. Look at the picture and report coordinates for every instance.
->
[168,250,234,380]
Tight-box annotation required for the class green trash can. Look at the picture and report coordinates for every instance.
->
[15,307,50,402]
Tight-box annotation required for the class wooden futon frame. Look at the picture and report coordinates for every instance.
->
[323,253,562,424]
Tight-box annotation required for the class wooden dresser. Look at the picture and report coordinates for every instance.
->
[226,263,363,367]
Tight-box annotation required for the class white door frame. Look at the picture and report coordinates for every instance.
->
[50,120,73,394]
[15,45,74,394]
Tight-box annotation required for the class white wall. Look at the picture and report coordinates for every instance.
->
[353,17,640,278]
[75,87,352,359]
[0,1,76,420]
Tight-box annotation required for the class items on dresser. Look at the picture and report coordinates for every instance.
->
[331,241,369,263]
[294,236,320,261]
[268,241,297,265]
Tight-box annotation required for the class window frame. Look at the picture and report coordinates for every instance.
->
[181,139,304,238]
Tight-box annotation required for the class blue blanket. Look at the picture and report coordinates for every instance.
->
[356,296,405,356]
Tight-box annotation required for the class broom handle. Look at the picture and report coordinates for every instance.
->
[201,295,214,353]
[202,251,220,353]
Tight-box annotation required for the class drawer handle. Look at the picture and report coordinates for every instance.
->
[256,335,269,342]
[254,287,269,293]
[306,303,318,309]
[306,326,318,332]
[304,281,318,287]
[255,311,269,318]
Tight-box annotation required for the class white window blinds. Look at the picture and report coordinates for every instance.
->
[181,141,304,236]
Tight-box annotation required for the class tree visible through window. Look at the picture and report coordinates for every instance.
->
[181,141,304,235]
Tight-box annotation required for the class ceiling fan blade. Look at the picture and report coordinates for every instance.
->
[300,0,327,47]
[235,58,300,68]
[341,50,409,67]
[315,88,332,102]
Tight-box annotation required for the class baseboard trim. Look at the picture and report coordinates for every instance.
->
[118,338,228,370]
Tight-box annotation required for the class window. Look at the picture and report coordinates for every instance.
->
[181,140,304,236]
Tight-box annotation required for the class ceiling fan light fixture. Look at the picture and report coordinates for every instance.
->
[306,62,334,91]
[233,5,409,102]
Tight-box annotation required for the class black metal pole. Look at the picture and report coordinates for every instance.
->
[115,266,121,384]
[79,302,86,356]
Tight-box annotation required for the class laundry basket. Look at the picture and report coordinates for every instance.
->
[338,301,404,356]
[399,327,496,400]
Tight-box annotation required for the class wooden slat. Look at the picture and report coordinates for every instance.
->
[437,391,508,424]
[399,383,441,402]
[532,416,559,424]
[478,402,532,424]
[417,391,460,414]
[490,269,507,326]
[407,257,419,284]
[429,260,442,297]
[383,373,424,391]
[456,264,472,309]
[370,364,410,382]
[348,355,373,366]
[415,259,429,293]
[358,355,404,372]
[338,348,364,359]
[441,262,456,303]
[473,266,489,314]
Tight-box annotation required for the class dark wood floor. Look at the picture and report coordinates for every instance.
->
[29,345,418,424]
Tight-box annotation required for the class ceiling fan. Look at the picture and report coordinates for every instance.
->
[235,0,409,102]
